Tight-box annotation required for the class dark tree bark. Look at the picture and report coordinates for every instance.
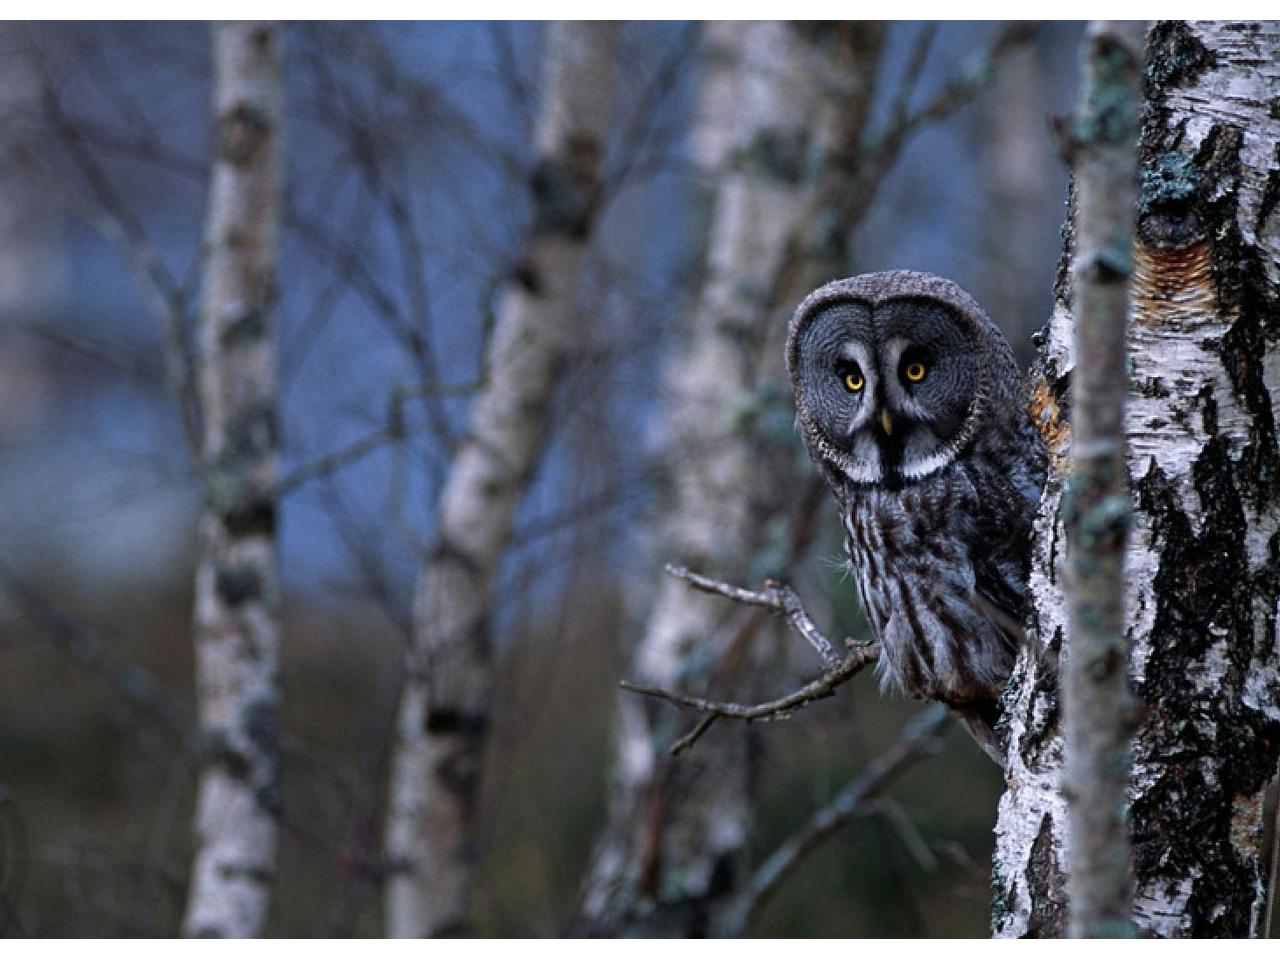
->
[994,20,1280,938]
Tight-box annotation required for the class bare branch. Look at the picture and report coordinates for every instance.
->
[846,22,1036,227]
[0,556,192,747]
[663,564,844,668]
[622,642,879,756]
[718,706,951,935]
[621,566,881,754]
[271,379,478,499]
[20,320,163,382]
[884,23,938,134]
[872,797,940,874]
[20,37,200,447]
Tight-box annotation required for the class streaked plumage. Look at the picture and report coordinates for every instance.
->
[786,271,1046,762]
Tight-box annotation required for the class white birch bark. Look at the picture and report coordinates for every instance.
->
[183,21,285,939]
[383,21,618,938]
[577,23,877,936]
[994,20,1280,938]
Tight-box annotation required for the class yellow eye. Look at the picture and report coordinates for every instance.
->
[844,372,864,392]
[905,361,927,383]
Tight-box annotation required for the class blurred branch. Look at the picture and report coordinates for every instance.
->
[885,23,938,134]
[600,24,698,201]
[272,378,478,499]
[21,37,200,448]
[717,706,951,936]
[48,110,208,181]
[664,564,844,668]
[486,22,535,141]
[873,796,940,874]
[845,22,1037,230]
[620,566,881,754]
[20,320,163,382]
[302,22,527,177]
[0,557,192,748]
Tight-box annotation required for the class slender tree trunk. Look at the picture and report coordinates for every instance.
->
[383,21,618,938]
[577,22,883,937]
[1062,20,1144,938]
[183,21,285,939]
[994,20,1280,938]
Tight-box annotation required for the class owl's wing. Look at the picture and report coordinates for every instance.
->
[969,452,1040,650]
[972,557,1028,644]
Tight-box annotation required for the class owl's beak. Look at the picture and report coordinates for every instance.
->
[879,409,894,437]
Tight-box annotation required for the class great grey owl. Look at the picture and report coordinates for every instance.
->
[786,271,1047,762]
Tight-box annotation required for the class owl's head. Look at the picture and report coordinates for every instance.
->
[786,271,1019,487]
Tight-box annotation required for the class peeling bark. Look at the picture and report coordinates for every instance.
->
[994,21,1280,938]
[577,23,884,937]
[382,22,618,938]
[183,21,285,939]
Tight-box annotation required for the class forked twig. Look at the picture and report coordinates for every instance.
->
[620,565,881,754]
[663,564,845,668]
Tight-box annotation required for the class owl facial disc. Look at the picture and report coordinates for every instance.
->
[786,271,1013,488]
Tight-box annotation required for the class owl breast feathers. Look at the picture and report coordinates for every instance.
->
[786,271,1047,761]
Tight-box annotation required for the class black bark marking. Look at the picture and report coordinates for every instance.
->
[1144,22,1217,99]
[218,305,267,349]
[739,127,810,185]
[220,496,276,538]
[1024,813,1067,937]
[215,565,262,606]
[203,732,252,780]
[424,708,490,736]
[1212,214,1280,508]
[1129,454,1280,936]
[1257,144,1280,234]
[530,149,598,239]
[219,103,273,166]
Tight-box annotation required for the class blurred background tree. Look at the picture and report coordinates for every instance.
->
[0,21,1084,937]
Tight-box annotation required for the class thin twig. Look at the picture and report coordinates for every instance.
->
[22,38,200,447]
[271,379,478,498]
[873,797,940,873]
[885,23,938,133]
[20,320,162,381]
[0,556,192,749]
[621,646,878,733]
[621,566,880,754]
[845,22,1036,229]
[664,564,844,669]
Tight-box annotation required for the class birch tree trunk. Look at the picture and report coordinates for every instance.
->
[1061,20,1144,938]
[383,21,618,938]
[994,20,1280,938]
[183,21,285,939]
[577,22,882,937]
